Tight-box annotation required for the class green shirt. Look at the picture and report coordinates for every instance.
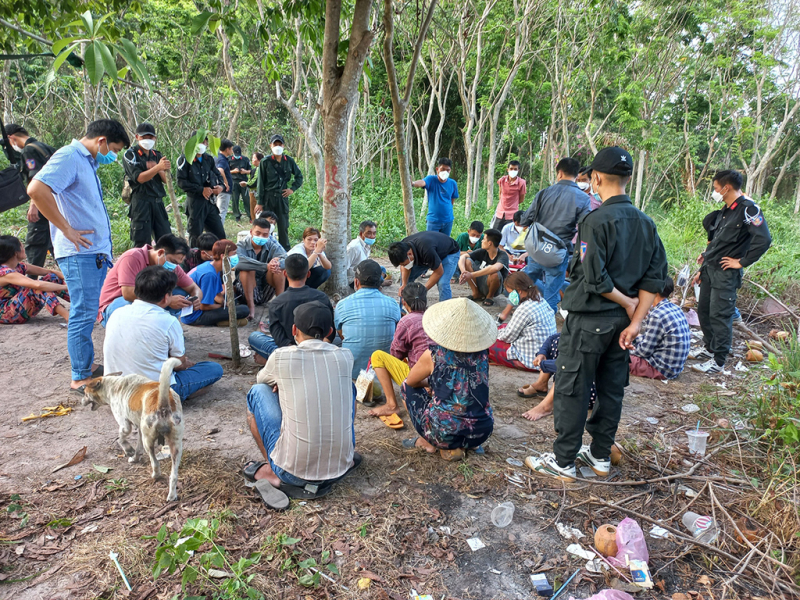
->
[563,194,667,314]
[455,232,483,252]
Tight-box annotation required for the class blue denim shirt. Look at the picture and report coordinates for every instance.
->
[33,139,113,260]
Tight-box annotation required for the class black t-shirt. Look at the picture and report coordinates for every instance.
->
[123,145,166,199]
[405,231,459,270]
[468,248,510,276]
[268,286,334,348]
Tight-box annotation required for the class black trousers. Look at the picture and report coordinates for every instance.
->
[264,191,290,250]
[187,196,226,247]
[231,182,247,218]
[25,216,52,269]
[129,194,172,247]
[190,304,249,326]
[552,310,630,467]
[697,265,741,366]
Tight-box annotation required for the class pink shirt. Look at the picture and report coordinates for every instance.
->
[495,176,527,219]
[390,311,432,368]
[99,245,194,313]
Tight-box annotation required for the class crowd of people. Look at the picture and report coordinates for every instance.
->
[1,116,772,505]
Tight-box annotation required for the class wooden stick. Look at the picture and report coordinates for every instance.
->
[744,277,800,322]
[222,256,241,368]
[734,320,781,356]
[164,172,185,239]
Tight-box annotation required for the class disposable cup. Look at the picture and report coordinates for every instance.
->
[491,502,515,528]
[686,430,710,456]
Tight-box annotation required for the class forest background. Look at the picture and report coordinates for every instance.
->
[1,0,799,294]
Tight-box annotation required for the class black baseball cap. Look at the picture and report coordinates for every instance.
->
[5,123,27,136]
[587,146,633,177]
[293,301,332,339]
[136,122,156,136]
[354,259,383,288]
[233,145,242,154]
[270,134,285,145]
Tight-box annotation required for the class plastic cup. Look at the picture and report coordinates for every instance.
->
[686,430,710,456]
[491,502,515,528]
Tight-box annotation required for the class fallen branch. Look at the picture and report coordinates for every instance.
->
[734,320,781,356]
[744,277,800,322]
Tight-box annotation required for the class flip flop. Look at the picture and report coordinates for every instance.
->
[379,413,404,429]
[92,365,104,377]
[243,460,267,483]
[70,385,86,396]
[402,437,423,450]
[468,295,486,303]
[482,299,495,306]
[281,482,333,500]
[517,386,546,398]
[254,479,289,511]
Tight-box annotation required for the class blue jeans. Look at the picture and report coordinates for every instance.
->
[249,331,279,359]
[102,287,190,327]
[523,254,570,312]
[408,251,460,301]
[307,266,331,289]
[247,383,356,487]
[57,254,109,381]
[171,361,224,400]
[426,220,454,237]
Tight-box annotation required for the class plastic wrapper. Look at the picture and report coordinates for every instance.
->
[605,517,649,568]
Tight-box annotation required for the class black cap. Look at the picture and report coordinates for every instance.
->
[5,123,27,136]
[354,259,383,288]
[293,301,332,339]
[136,122,156,136]
[270,134,285,145]
[233,145,242,155]
[587,146,633,177]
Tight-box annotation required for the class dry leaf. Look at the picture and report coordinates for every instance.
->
[52,446,87,473]
[357,577,371,590]
[697,575,711,586]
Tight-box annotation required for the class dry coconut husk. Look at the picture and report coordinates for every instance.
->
[746,349,764,362]
[747,340,763,350]
[769,329,790,341]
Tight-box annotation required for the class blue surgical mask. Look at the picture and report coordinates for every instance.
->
[163,261,177,272]
[508,290,520,306]
[96,139,117,165]
[252,236,269,246]
[364,237,376,246]
[228,254,239,268]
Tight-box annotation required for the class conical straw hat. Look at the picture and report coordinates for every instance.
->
[422,298,498,353]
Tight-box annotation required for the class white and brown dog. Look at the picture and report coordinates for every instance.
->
[83,358,184,502]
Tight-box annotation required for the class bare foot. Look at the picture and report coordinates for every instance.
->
[416,437,438,453]
[522,402,553,422]
[254,463,281,488]
[254,354,267,366]
[369,404,399,417]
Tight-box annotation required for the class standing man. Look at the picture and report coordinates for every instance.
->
[520,157,591,311]
[525,147,667,482]
[123,123,172,248]
[492,160,527,231]
[215,139,235,224]
[27,119,130,392]
[691,170,771,374]
[412,158,459,236]
[6,124,56,269]
[177,131,225,247]
[229,145,251,222]
[256,134,303,250]
[388,231,461,301]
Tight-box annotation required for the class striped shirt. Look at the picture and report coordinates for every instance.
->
[498,297,557,368]
[257,340,355,481]
[631,299,691,379]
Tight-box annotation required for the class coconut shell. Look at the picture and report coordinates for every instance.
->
[610,443,622,465]
[768,329,791,340]
[746,340,763,350]
[735,517,761,543]
[745,349,764,362]
[594,524,618,557]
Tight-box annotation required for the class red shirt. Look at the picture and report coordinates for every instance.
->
[495,175,527,219]
[99,245,194,313]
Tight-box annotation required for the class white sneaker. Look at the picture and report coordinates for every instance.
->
[577,445,611,476]
[689,348,714,360]
[691,359,723,374]
[524,454,576,482]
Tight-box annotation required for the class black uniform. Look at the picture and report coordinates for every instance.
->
[229,154,251,220]
[698,196,771,365]
[256,154,303,249]
[123,145,172,247]
[19,138,56,268]
[177,153,225,247]
[553,194,668,468]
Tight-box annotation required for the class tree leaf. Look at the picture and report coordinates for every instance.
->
[79,10,94,37]
[184,128,205,161]
[93,12,114,36]
[52,44,80,74]
[191,10,214,35]
[52,36,82,56]
[207,134,221,157]
[92,464,112,473]
[326,563,339,575]
[84,42,105,85]
[95,41,118,83]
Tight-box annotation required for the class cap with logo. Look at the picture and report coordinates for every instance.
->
[270,134,285,145]
[293,301,333,340]
[135,122,156,136]
[587,146,633,177]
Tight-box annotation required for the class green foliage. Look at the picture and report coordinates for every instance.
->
[6,494,29,528]
[261,532,338,588]
[757,335,800,450]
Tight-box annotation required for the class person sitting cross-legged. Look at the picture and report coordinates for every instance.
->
[458,228,509,306]
[335,259,401,381]
[368,283,433,426]
[244,301,361,508]
[104,266,223,400]
[235,217,287,320]
[287,227,331,289]
[248,254,334,364]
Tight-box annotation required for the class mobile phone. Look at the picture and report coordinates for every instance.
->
[186,295,198,302]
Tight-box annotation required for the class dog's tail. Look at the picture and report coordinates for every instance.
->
[158,358,182,412]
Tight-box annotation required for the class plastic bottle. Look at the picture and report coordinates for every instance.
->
[682,511,719,544]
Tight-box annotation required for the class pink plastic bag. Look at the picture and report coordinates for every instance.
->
[605,517,649,568]
[568,591,635,600]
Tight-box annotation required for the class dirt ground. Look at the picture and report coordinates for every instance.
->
[0,262,786,600]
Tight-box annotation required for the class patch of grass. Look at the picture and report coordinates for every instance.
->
[6,494,29,528]
[46,517,73,528]
[457,461,474,482]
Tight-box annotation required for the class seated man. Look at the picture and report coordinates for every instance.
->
[245,301,360,506]
[236,217,287,320]
[99,233,201,326]
[458,228,509,306]
[181,232,218,274]
[346,220,390,288]
[335,260,401,380]
[104,266,223,400]
[388,231,460,302]
[453,220,484,280]
[248,254,334,363]
[498,210,528,267]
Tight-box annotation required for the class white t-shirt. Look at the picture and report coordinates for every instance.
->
[104,300,185,384]
[288,242,327,269]
[345,237,371,284]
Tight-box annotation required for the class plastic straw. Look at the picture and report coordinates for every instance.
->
[696,420,700,432]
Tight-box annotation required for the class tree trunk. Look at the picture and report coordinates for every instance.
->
[634,147,646,208]
[164,174,185,238]
[794,173,800,214]
[222,257,241,368]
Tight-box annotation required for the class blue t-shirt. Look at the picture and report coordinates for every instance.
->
[215,153,233,192]
[424,174,459,224]
[182,261,222,324]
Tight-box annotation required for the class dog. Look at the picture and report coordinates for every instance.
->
[82,358,184,502]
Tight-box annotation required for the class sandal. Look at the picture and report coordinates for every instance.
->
[439,448,466,461]
[379,414,404,430]
[482,299,495,307]
[281,482,333,500]
[243,460,267,483]
[468,295,486,303]
[70,385,86,396]
[254,479,289,510]
[517,385,546,398]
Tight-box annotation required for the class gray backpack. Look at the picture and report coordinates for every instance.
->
[524,198,568,268]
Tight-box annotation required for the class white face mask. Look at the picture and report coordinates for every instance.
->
[196,143,207,155]
[404,260,414,270]
[438,170,450,181]
[139,139,156,151]
[711,189,724,202]
[577,181,590,191]
[515,225,524,233]
[272,145,284,156]
[11,143,23,153]
[508,170,518,178]
[469,236,480,244]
